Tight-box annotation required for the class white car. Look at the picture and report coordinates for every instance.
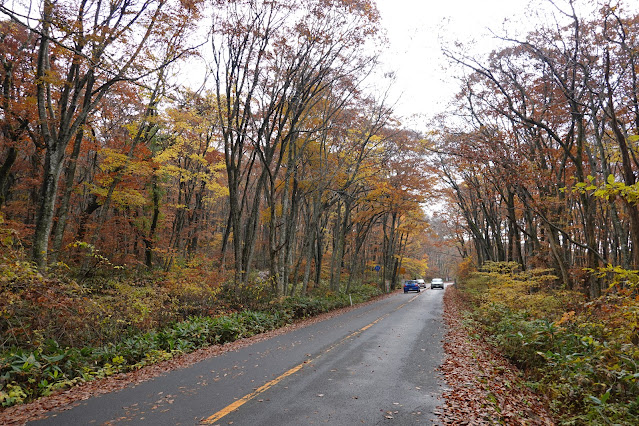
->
[416,279,426,288]
[430,278,444,289]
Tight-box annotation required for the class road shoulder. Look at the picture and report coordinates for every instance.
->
[437,287,556,425]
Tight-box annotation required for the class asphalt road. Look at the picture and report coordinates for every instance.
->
[31,286,446,425]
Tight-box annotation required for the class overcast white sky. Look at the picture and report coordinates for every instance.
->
[374,0,548,128]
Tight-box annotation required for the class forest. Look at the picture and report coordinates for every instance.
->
[1,0,639,423]
[0,0,437,293]
[435,0,639,298]
[0,0,444,409]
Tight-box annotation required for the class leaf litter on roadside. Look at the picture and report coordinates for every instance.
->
[437,287,555,425]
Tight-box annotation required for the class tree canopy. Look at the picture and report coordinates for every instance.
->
[0,0,433,295]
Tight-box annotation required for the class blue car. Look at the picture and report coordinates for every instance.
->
[403,280,421,293]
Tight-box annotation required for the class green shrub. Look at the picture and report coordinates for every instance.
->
[0,310,280,406]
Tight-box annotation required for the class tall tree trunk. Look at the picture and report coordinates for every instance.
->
[144,172,160,268]
[241,171,267,284]
[330,196,352,292]
[0,147,17,207]
[50,123,90,263]
[302,196,321,295]
[280,176,299,295]
[314,210,328,287]
[32,154,63,268]
[546,222,572,290]
[329,199,343,292]
[31,1,57,268]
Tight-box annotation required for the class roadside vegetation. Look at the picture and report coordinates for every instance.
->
[456,260,639,425]
[0,239,382,407]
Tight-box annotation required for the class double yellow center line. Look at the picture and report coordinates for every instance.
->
[201,296,415,424]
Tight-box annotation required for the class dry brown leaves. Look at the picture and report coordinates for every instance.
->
[436,287,556,425]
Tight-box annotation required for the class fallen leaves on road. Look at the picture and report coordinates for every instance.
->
[437,287,555,425]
